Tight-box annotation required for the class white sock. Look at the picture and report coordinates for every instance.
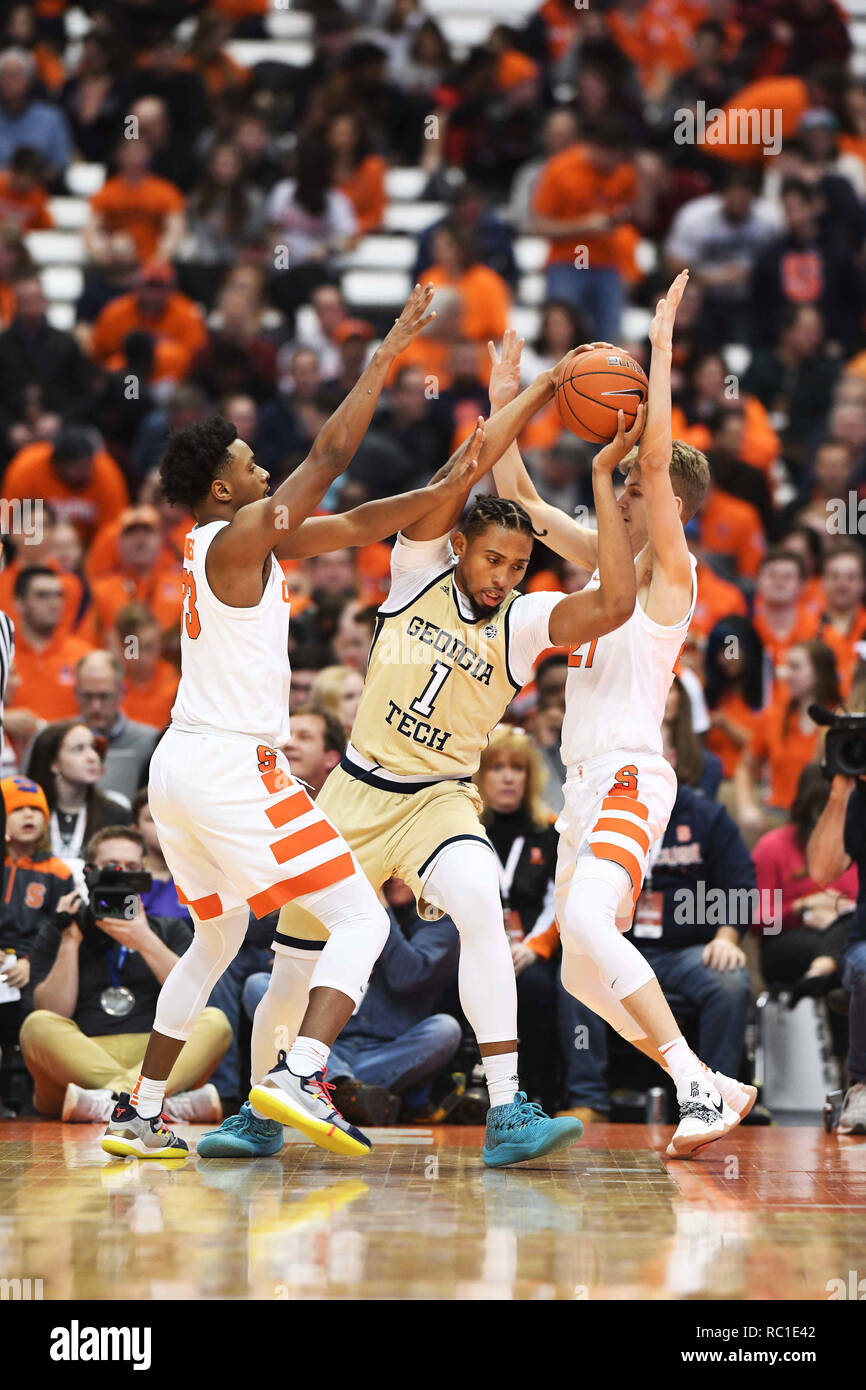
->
[658,1037,704,1089]
[287,1035,330,1077]
[131,1074,166,1121]
[484,1051,520,1108]
[713,1069,745,1107]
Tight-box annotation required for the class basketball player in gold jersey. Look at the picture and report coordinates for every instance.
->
[199,335,648,1164]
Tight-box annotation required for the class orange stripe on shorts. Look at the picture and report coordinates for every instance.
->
[601,795,649,821]
[266,788,313,828]
[593,815,651,855]
[270,819,339,866]
[176,885,224,920]
[261,767,292,795]
[246,852,356,917]
[590,841,644,898]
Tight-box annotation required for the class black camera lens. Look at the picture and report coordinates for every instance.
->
[838,735,866,778]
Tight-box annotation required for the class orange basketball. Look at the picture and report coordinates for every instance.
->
[554,347,649,445]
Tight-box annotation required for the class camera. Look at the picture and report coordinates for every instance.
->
[58,863,153,933]
[810,705,866,779]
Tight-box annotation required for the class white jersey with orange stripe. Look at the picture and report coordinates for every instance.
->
[171,521,292,747]
[560,554,698,768]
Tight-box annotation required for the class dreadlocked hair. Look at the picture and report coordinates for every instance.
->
[462,495,545,541]
[159,415,237,510]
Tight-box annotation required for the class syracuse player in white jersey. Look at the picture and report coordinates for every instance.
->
[491,272,757,1157]
[100,285,488,1159]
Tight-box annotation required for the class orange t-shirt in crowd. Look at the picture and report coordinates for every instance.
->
[179,51,249,99]
[703,76,809,164]
[86,514,191,583]
[421,263,510,344]
[89,290,207,380]
[338,155,387,236]
[752,600,821,678]
[532,143,639,275]
[9,629,93,722]
[818,607,866,697]
[749,701,820,810]
[0,562,82,638]
[0,174,53,232]
[670,397,780,472]
[2,443,129,544]
[357,542,392,606]
[519,399,563,453]
[89,175,186,263]
[707,689,762,780]
[699,489,766,579]
[78,567,183,645]
[538,0,581,61]
[384,338,491,392]
[606,1,694,97]
[122,658,179,730]
[0,282,16,327]
[691,560,748,639]
[801,575,825,621]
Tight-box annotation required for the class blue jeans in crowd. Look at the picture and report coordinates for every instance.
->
[556,978,612,1113]
[545,262,624,341]
[206,942,272,1097]
[842,940,866,1083]
[241,972,462,1097]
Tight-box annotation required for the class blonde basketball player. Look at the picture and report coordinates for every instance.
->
[491,272,757,1158]
[101,285,490,1159]
[202,346,645,1165]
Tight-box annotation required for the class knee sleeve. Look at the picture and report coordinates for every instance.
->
[560,861,655,1001]
[154,905,250,1042]
[560,948,646,1042]
[301,871,390,1007]
[250,950,317,1085]
[423,841,517,1045]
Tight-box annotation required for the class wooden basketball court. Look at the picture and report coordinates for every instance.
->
[2,1119,865,1301]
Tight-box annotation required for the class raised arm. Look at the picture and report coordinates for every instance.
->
[276,423,484,559]
[639,269,695,624]
[403,355,564,542]
[489,330,602,569]
[209,284,436,571]
[548,408,643,647]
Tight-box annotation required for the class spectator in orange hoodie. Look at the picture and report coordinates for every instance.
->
[0,145,52,231]
[0,504,84,637]
[2,426,129,545]
[421,221,510,344]
[8,565,92,725]
[752,546,821,683]
[110,602,179,732]
[85,135,186,266]
[326,110,387,236]
[89,260,208,381]
[78,505,182,646]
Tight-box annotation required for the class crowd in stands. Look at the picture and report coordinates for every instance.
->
[1,0,866,1129]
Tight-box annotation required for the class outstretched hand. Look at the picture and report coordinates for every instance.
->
[382,282,437,358]
[648,269,689,353]
[487,328,524,411]
[592,405,647,473]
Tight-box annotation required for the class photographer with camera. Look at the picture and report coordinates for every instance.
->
[19,825,231,1123]
[806,674,866,1136]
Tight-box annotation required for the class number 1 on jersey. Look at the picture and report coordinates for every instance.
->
[410,661,451,717]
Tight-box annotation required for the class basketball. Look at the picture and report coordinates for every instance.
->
[554,347,649,444]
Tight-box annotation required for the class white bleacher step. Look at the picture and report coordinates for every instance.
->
[635,238,658,274]
[385,168,429,202]
[265,10,313,39]
[518,272,545,306]
[226,39,313,69]
[723,343,752,377]
[66,162,105,198]
[439,16,499,47]
[510,306,541,342]
[46,302,75,331]
[25,230,86,265]
[383,202,446,235]
[621,305,652,342]
[341,269,412,307]
[422,0,537,14]
[514,236,548,273]
[339,235,415,272]
[49,197,89,231]
[42,266,83,301]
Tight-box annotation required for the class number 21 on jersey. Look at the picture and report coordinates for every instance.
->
[568,637,598,668]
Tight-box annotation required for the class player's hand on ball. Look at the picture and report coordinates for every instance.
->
[592,404,646,472]
[648,269,689,352]
[487,328,524,411]
[548,340,615,391]
[383,282,436,357]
